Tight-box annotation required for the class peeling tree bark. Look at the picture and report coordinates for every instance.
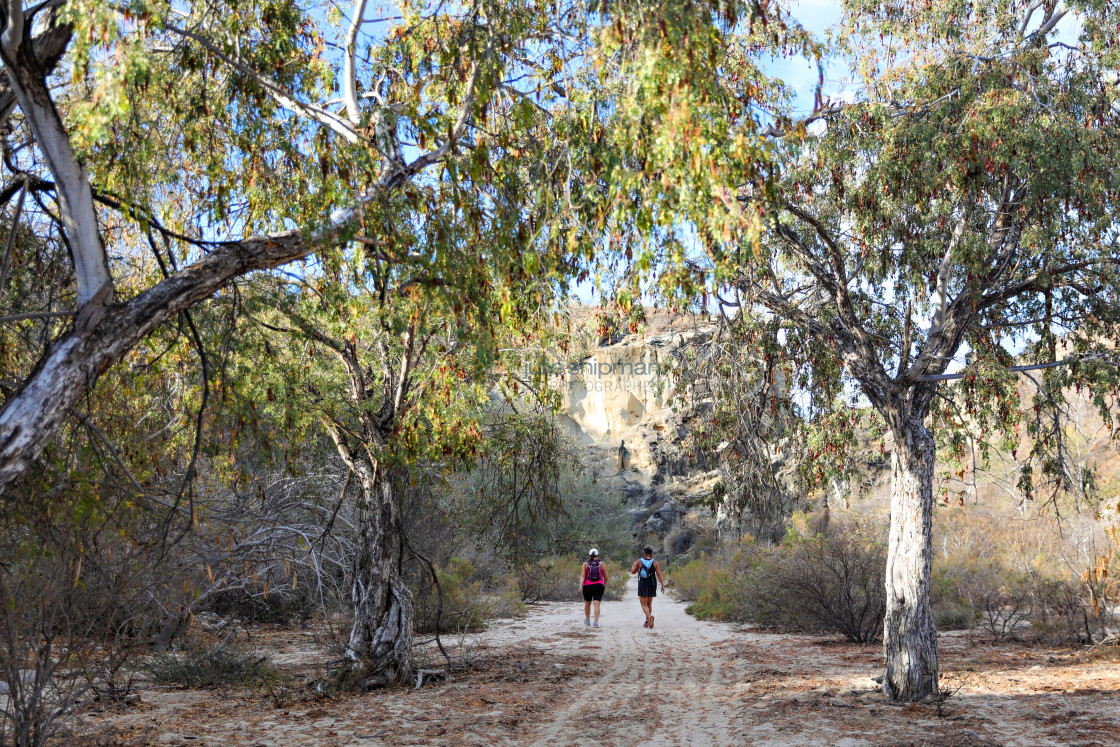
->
[882,415,939,702]
[345,461,413,678]
[315,336,417,682]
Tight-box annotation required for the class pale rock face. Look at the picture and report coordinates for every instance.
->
[554,327,715,485]
[550,317,805,554]
[560,344,674,444]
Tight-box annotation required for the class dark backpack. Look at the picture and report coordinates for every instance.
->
[586,558,602,583]
[639,557,655,579]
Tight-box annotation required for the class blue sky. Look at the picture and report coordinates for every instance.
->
[773,0,847,114]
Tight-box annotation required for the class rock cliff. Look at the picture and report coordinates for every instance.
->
[550,316,723,555]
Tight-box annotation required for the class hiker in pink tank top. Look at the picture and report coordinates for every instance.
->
[580,548,608,627]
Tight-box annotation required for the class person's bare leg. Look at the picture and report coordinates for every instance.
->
[639,596,650,624]
[593,599,602,623]
[584,599,591,622]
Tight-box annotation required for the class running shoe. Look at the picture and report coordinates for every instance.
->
[593,621,599,628]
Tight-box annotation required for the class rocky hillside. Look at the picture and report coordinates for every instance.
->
[549,307,723,555]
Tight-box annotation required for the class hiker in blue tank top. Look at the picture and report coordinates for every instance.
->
[630,545,665,629]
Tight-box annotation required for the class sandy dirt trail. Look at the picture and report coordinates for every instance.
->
[85,572,1120,747]
[495,574,1120,747]
[519,574,744,746]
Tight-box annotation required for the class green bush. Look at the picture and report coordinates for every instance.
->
[144,645,279,688]
[413,557,489,634]
[487,575,529,619]
[669,554,743,621]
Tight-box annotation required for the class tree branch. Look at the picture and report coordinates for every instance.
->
[405,51,486,173]
[775,207,897,410]
[0,310,71,323]
[916,354,1119,382]
[0,169,408,494]
[164,23,360,144]
[901,216,1028,391]
[978,256,1120,309]
[0,174,26,298]
[929,203,972,335]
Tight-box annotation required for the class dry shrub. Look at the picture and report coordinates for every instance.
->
[409,556,529,635]
[485,576,529,619]
[932,507,1118,644]
[511,555,627,603]
[741,522,886,643]
[1030,578,1100,645]
[964,567,1034,641]
[932,557,1112,644]
[669,522,887,643]
[144,644,279,689]
[0,501,158,747]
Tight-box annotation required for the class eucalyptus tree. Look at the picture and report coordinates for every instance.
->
[585,0,1120,702]
[745,0,1120,701]
[238,174,564,677]
[0,0,586,495]
[206,0,583,675]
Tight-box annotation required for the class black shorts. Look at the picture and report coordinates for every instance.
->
[582,583,605,602]
[638,577,658,598]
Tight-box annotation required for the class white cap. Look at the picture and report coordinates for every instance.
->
[589,548,599,556]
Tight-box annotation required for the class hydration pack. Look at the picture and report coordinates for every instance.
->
[586,558,603,583]
[639,557,655,579]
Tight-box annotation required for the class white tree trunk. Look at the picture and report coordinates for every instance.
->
[882,418,939,701]
[344,463,413,679]
[0,12,70,126]
[1,5,111,313]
